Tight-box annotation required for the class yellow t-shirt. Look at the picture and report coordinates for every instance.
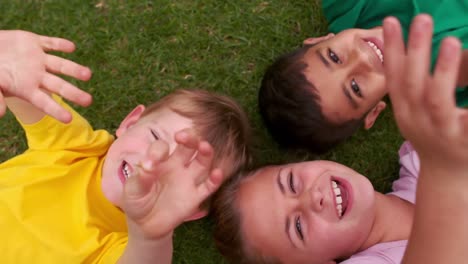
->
[0,98,128,263]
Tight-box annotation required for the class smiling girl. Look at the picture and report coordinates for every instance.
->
[213,142,416,264]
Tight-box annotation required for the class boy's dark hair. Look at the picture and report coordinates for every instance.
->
[258,45,362,154]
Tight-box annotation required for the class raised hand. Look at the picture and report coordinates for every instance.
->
[384,14,468,172]
[121,129,223,240]
[0,30,92,122]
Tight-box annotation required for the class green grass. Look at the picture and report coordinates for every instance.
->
[0,0,403,263]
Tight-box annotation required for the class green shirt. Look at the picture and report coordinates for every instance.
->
[323,0,468,106]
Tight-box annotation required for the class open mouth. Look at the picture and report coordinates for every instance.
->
[119,161,134,183]
[365,39,384,63]
[331,179,349,219]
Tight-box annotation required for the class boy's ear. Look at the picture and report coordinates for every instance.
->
[116,105,146,137]
[184,209,208,222]
[364,101,386,130]
[303,33,335,45]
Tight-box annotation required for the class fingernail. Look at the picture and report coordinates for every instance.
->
[383,17,398,35]
[81,68,91,79]
[383,22,394,34]
[177,131,188,142]
[414,15,431,32]
[180,131,188,137]
[441,38,461,58]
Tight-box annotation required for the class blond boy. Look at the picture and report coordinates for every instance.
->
[0,30,250,263]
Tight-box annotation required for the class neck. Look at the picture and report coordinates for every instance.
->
[359,192,414,251]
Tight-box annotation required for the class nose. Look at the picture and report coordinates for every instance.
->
[343,42,373,74]
[299,188,324,213]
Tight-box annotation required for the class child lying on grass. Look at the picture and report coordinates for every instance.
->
[0,30,251,263]
[259,0,468,154]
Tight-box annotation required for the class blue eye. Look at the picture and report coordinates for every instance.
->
[351,79,362,97]
[328,48,342,64]
[295,216,304,241]
[150,129,160,140]
[288,172,296,194]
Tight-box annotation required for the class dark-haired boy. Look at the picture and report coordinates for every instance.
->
[259,0,468,154]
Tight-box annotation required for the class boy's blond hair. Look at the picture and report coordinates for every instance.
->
[141,89,251,190]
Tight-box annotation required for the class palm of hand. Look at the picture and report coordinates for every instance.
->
[0,36,46,98]
[0,30,91,122]
[122,131,222,240]
[383,16,468,172]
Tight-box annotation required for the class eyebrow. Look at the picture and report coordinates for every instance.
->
[315,49,331,68]
[277,169,297,248]
[277,168,285,194]
[342,84,359,109]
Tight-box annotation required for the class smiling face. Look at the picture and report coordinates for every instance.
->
[101,105,193,208]
[237,161,376,264]
[303,27,387,128]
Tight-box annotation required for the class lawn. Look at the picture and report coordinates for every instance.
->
[0,1,402,263]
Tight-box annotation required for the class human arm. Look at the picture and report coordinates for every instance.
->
[384,14,468,264]
[0,30,92,124]
[118,129,223,264]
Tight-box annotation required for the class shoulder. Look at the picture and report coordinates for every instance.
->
[322,0,367,32]
[341,240,407,264]
[22,95,113,152]
[398,141,420,179]
[386,141,420,203]
[323,0,410,32]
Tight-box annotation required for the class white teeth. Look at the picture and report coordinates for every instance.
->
[336,196,342,204]
[332,180,343,218]
[366,41,384,63]
[332,181,337,188]
[123,163,131,179]
[333,187,341,196]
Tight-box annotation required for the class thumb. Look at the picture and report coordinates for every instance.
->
[123,167,153,199]
[122,167,161,222]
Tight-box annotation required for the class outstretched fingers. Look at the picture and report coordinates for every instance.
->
[405,15,434,101]
[138,140,171,183]
[27,91,72,123]
[45,54,92,81]
[123,143,170,203]
[173,129,200,166]
[39,35,76,53]
[173,129,220,185]
[192,141,216,185]
[194,141,214,167]
[429,37,462,125]
[41,72,92,107]
[383,17,406,108]
[197,168,224,199]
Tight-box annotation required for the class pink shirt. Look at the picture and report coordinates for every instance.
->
[341,141,419,264]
